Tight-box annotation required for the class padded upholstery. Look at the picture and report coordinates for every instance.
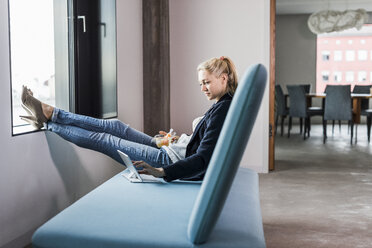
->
[353,85,371,110]
[187,64,267,244]
[275,85,288,116]
[32,168,265,248]
[32,63,267,247]
[275,85,288,136]
[287,85,307,117]
[324,85,352,121]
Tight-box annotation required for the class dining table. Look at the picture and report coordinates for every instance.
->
[306,93,372,124]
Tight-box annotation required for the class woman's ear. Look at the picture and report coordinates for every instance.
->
[221,73,228,85]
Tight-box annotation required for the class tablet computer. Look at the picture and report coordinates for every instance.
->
[117,150,164,183]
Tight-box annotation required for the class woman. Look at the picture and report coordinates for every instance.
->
[20,56,238,182]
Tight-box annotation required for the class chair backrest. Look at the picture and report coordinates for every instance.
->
[275,85,286,115]
[353,85,371,110]
[299,84,311,93]
[324,85,352,121]
[287,85,307,118]
[187,64,267,244]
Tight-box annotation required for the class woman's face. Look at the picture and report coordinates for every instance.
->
[198,70,227,102]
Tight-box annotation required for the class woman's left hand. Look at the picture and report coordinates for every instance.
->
[133,161,165,178]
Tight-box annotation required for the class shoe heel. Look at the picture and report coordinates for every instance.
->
[20,115,43,129]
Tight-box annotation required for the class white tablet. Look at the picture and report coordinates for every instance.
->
[117,150,164,183]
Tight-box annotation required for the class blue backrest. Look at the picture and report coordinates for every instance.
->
[187,64,267,244]
[286,85,307,118]
[353,85,371,110]
[275,85,286,115]
[324,85,352,121]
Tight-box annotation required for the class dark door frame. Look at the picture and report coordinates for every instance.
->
[269,0,276,171]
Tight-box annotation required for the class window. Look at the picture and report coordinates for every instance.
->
[346,50,355,61]
[322,51,330,61]
[358,71,367,82]
[361,39,366,44]
[346,71,354,82]
[322,71,329,82]
[9,0,69,134]
[334,51,342,61]
[358,50,368,61]
[9,0,117,135]
[348,40,353,44]
[336,40,341,45]
[333,72,342,82]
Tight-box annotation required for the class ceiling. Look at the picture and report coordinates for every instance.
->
[277,0,372,14]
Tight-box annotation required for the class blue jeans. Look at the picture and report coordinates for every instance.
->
[47,108,171,168]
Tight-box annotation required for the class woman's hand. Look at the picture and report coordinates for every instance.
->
[133,161,165,178]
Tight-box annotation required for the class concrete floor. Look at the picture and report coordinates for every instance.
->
[260,124,372,248]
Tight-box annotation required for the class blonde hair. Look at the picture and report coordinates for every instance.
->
[197,56,238,96]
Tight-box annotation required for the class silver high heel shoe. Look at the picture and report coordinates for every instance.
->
[19,104,44,129]
[21,85,48,124]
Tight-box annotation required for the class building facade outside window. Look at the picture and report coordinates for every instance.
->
[316,24,372,93]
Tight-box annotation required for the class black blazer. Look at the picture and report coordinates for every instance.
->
[163,94,232,181]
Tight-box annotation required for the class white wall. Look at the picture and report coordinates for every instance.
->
[0,0,143,247]
[169,0,270,173]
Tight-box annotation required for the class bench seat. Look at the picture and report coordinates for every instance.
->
[32,167,265,248]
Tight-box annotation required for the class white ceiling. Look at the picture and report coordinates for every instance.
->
[277,0,372,14]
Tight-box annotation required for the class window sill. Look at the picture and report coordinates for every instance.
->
[12,124,45,136]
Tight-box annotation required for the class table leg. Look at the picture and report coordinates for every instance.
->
[353,98,361,124]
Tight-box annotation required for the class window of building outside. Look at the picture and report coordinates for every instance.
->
[322,51,330,61]
[346,71,354,82]
[334,50,342,61]
[358,71,367,82]
[322,71,329,82]
[316,24,372,93]
[346,50,355,61]
[9,0,69,135]
[334,71,342,82]
[358,50,368,61]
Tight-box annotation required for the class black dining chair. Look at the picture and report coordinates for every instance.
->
[363,109,372,142]
[323,85,353,144]
[299,84,311,94]
[325,85,343,133]
[275,85,289,136]
[353,85,372,142]
[287,85,323,139]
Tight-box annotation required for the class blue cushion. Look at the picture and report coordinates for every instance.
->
[32,168,265,248]
[187,64,267,244]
